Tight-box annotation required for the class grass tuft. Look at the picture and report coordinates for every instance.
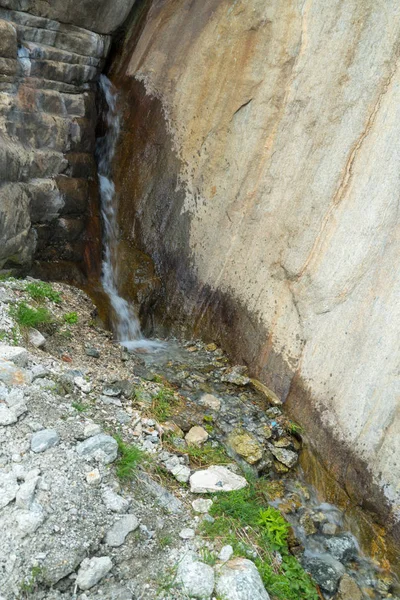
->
[115,435,145,480]
[26,281,61,304]
[63,311,78,324]
[10,302,51,328]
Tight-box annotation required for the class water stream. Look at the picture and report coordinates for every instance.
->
[96,75,162,352]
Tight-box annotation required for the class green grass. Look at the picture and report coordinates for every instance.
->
[150,386,178,422]
[71,401,87,412]
[26,281,61,303]
[10,302,51,328]
[115,435,146,480]
[20,566,43,596]
[200,482,319,600]
[199,547,218,566]
[184,442,230,468]
[158,534,173,548]
[63,311,78,324]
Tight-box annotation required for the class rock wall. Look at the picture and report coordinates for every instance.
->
[0,1,136,282]
[110,0,400,561]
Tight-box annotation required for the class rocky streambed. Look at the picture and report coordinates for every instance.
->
[0,276,398,599]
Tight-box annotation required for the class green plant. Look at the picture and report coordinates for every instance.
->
[11,325,20,345]
[115,435,145,479]
[0,330,7,341]
[151,386,178,422]
[258,506,289,549]
[63,311,78,324]
[156,564,178,596]
[288,421,303,434]
[10,302,51,328]
[158,534,173,548]
[199,547,217,566]
[26,281,61,303]
[20,566,43,595]
[0,272,16,282]
[71,401,87,413]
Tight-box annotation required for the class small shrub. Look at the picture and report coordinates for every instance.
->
[26,281,61,303]
[71,401,87,413]
[10,302,51,328]
[63,311,78,324]
[258,506,289,549]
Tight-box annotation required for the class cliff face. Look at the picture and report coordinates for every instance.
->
[0,1,136,282]
[110,0,400,556]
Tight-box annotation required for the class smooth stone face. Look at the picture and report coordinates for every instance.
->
[177,555,215,599]
[0,346,28,367]
[102,488,131,513]
[0,471,18,508]
[76,434,118,464]
[335,573,363,600]
[185,426,209,447]
[106,514,139,547]
[192,498,213,514]
[324,534,359,563]
[170,464,191,483]
[28,328,46,348]
[227,429,263,465]
[190,466,248,494]
[199,393,221,411]
[31,429,59,453]
[303,554,346,594]
[76,556,113,590]
[216,558,270,600]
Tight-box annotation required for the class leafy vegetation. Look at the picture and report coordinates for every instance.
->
[71,401,87,413]
[201,482,319,600]
[26,281,61,304]
[10,302,51,328]
[20,566,43,596]
[63,311,78,324]
[150,385,178,422]
[115,435,145,480]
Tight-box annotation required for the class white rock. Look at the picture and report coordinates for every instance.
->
[31,429,59,453]
[86,469,101,486]
[0,405,18,425]
[83,423,102,439]
[177,554,215,599]
[16,505,45,536]
[74,376,92,393]
[164,455,181,471]
[76,556,113,590]
[192,498,213,513]
[15,476,39,509]
[190,466,248,494]
[0,346,28,367]
[199,393,221,411]
[219,545,234,562]
[102,488,131,513]
[185,426,209,447]
[170,464,191,483]
[0,471,19,508]
[179,528,195,539]
[106,514,139,547]
[216,558,270,600]
[28,328,46,348]
[76,434,118,464]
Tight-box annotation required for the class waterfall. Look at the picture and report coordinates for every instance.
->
[97,75,161,351]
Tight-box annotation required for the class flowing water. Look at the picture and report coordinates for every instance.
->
[96,75,162,352]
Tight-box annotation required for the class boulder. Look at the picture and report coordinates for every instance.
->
[190,466,247,494]
[215,558,270,600]
[227,429,263,464]
[176,554,215,599]
[303,554,345,594]
[185,426,209,447]
[334,574,363,600]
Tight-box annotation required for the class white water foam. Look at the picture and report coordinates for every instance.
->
[97,75,163,352]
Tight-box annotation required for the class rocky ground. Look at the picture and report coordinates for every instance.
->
[0,277,398,600]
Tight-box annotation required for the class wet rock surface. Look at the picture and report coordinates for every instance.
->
[0,277,397,599]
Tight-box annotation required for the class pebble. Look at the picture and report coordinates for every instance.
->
[85,347,100,358]
[179,528,195,539]
[15,476,39,509]
[28,328,46,348]
[0,471,19,508]
[76,556,113,590]
[216,557,270,599]
[74,376,92,393]
[106,514,139,547]
[102,488,131,513]
[219,545,234,562]
[190,465,248,493]
[86,468,101,486]
[31,429,59,453]
[76,434,118,464]
[170,464,191,483]
[192,498,213,513]
[185,426,209,446]
[176,554,215,599]
[83,423,102,439]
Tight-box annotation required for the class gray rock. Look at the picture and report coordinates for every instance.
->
[85,346,100,358]
[76,434,118,464]
[0,404,18,425]
[16,505,45,536]
[106,514,139,547]
[28,328,46,348]
[322,522,339,535]
[74,376,92,393]
[216,558,270,599]
[15,475,39,509]
[219,545,234,562]
[0,360,30,386]
[83,422,102,439]
[192,498,213,513]
[31,429,59,453]
[179,528,195,539]
[0,346,28,367]
[267,444,298,468]
[136,472,183,514]
[177,554,215,599]
[102,384,122,397]
[303,554,346,594]
[335,573,363,600]
[170,463,191,483]
[102,488,131,513]
[0,471,18,508]
[190,466,248,493]
[76,556,113,590]
[199,393,221,411]
[324,533,359,563]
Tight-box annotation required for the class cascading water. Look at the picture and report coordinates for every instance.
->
[96,75,161,351]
